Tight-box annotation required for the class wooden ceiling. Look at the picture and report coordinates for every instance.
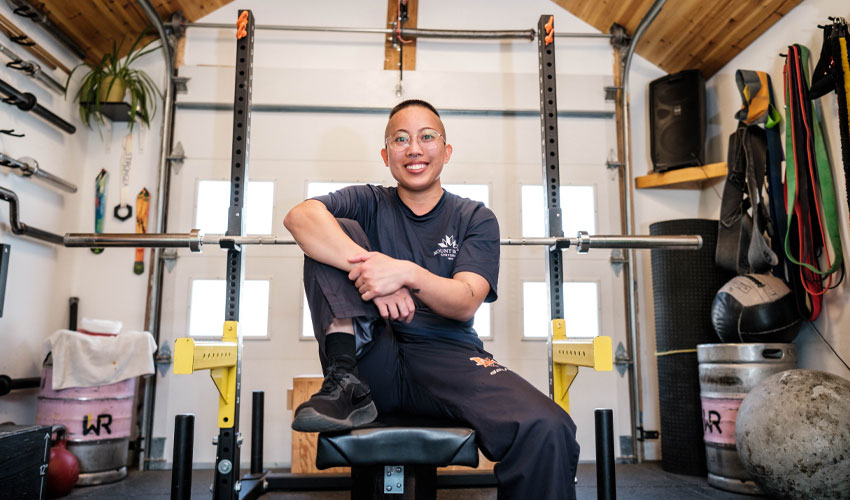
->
[553,0,802,77]
[16,0,799,77]
[23,0,233,65]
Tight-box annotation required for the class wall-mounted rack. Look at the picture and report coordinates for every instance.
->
[0,78,75,133]
[0,152,77,192]
[0,39,65,93]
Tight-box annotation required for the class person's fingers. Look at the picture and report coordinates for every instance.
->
[387,302,400,320]
[404,295,415,323]
[348,266,361,281]
[376,301,389,318]
[395,300,408,319]
[347,252,372,263]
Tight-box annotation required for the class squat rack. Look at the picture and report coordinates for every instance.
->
[127,0,669,471]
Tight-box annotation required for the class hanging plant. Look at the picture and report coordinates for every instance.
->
[66,29,162,132]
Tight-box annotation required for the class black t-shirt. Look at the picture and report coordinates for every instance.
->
[314,184,500,347]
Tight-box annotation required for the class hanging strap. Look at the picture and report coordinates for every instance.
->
[742,70,811,315]
[716,123,755,274]
[716,70,779,274]
[810,20,850,229]
[113,133,133,221]
[839,34,850,223]
[763,79,787,267]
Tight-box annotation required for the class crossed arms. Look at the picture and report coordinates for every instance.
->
[283,199,490,322]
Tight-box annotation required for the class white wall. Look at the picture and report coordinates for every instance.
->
[0,0,81,424]
[0,0,165,425]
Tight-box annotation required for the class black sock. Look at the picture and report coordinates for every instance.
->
[325,332,357,373]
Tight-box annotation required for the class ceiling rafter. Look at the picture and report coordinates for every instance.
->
[18,0,233,66]
[9,1,803,78]
[551,0,802,77]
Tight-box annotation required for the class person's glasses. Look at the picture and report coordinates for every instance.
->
[385,128,446,152]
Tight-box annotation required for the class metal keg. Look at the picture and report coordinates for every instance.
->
[697,343,797,495]
[36,363,135,485]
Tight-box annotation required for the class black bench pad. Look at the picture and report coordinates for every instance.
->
[316,420,479,470]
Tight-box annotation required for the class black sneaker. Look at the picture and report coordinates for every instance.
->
[291,365,378,432]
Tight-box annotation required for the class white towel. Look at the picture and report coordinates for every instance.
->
[46,329,157,390]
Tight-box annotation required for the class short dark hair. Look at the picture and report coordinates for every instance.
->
[385,99,446,140]
[388,99,441,119]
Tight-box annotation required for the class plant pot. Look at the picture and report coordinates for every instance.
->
[97,76,125,103]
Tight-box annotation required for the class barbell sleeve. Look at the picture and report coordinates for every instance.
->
[573,231,702,252]
[64,229,204,252]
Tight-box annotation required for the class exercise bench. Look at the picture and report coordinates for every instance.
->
[316,415,479,499]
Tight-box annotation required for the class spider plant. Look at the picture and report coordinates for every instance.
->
[66,29,162,131]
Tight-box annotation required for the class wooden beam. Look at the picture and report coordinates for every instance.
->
[35,0,233,66]
[384,0,417,71]
[551,0,802,78]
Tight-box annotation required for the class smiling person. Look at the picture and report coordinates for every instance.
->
[283,99,580,499]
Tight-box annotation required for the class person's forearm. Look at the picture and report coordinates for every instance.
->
[283,200,365,271]
[404,266,484,321]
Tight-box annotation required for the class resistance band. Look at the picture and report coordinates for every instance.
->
[134,187,150,275]
[92,168,108,254]
[783,44,845,320]
[811,19,850,228]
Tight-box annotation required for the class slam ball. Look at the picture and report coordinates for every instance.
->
[736,369,850,500]
[710,273,801,343]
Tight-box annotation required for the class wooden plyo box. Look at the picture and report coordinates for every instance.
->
[287,375,496,474]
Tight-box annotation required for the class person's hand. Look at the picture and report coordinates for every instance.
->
[347,252,411,301]
[373,288,416,323]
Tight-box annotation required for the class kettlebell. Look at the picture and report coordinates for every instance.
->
[45,425,79,498]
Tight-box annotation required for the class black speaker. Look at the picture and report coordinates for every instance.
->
[649,69,706,172]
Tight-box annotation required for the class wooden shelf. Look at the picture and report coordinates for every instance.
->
[635,162,727,190]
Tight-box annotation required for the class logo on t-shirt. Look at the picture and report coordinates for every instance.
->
[434,235,458,260]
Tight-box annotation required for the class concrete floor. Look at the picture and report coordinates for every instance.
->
[65,462,760,499]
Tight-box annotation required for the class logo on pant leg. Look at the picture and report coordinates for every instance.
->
[469,356,509,375]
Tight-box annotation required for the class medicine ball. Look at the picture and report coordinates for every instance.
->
[710,274,801,343]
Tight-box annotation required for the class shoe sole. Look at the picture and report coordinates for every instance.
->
[291,401,378,433]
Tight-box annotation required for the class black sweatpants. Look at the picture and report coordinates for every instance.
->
[303,219,580,500]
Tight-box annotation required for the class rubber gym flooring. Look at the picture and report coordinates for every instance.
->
[65,462,756,499]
